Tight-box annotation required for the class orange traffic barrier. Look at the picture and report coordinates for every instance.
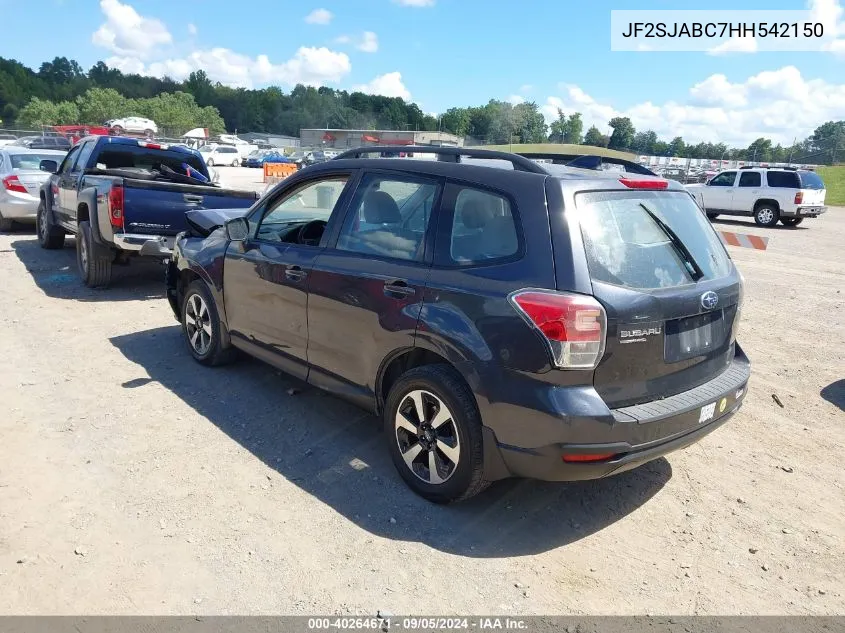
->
[263,162,297,182]
[718,231,769,251]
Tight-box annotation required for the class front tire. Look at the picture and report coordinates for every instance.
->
[754,203,780,227]
[231,159,240,167]
[780,217,803,227]
[76,221,112,288]
[206,158,215,167]
[181,280,236,366]
[37,200,65,249]
[384,364,489,503]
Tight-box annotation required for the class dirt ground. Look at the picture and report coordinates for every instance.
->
[0,179,843,615]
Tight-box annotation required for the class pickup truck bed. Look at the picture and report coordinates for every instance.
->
[38,135,258,287]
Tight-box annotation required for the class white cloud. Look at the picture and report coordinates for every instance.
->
[707,35,758,56]
[108,46,351,89]
[809,0,845,52]
[354,72,411,100]
[187,23,197,36]
[541,66,845,146]
[92,0,172,58]
[392,0,435,6]
[506,95,525,105]
[357,32,379,53]
[519,84,533,94]
[334,35,352,44]
[305,8,333,25]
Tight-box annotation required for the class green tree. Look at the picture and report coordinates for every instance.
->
[607,116,635,150]
[746,137,773,162]
[632,130,657,154]
[17,97,60,126]
[583,125,608,147]
[548,109,568,143]
[667,136,686,157]
[563,112,582,144]
[76,88,130,124]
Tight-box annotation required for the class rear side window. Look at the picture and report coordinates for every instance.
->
[738,172,761,187]
[449,187,519,264]
[766,171,800,188]
[799,171,825,189]
[576,191,732,290]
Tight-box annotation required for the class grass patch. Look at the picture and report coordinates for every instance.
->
[467,143,636,161]
[818,165,845,206]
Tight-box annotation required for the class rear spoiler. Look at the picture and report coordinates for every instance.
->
[516,152,658,176]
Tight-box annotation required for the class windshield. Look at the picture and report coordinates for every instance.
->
[9,153,63,170]
[576,190,732,290]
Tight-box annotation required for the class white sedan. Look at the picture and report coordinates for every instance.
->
[0,148,68,231]
[107,116,159,136]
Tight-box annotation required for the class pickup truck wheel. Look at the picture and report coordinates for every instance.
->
[36,200,65,249]
[780,218,803,227]
[0,213,13,232]
[754,203,779,227]
[384,364,489,504]
[182,280,237,366]
[76,221,112,288]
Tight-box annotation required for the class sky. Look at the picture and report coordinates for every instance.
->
[2,0,845,146]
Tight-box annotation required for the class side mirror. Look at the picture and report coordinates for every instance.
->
[225,217,250,242]
[40,159,58,173]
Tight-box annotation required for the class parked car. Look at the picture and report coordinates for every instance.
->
[289,150,324,169]
[0,133,18,147]
[37,136,259,287]
[0,147,68,231]
[106,116,158,136]
[244,150,292,168]
[687,167,826,227]
[199,144,242,167]
[165,146,749,503]
[10,135,72,150]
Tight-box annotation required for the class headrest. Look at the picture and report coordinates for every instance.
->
[460,199,492,229]
[363,190,401,224]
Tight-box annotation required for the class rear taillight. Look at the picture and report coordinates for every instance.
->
[2,175,28,194]
[794,191,803,204]
[509,290,607,370]
[619,177,668,190]
[108,185,124,230]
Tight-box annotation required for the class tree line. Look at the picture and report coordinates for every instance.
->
[1,56,842,164]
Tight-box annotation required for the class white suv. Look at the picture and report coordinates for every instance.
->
[199,145,241,167]
[107,116,159,136]
[687,167,827,227]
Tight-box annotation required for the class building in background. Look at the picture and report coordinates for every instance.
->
[238,132,300,149]
[300,129,463,150]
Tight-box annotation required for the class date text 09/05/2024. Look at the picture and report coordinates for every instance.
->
[621,21,824,38]
[307,617,529,630]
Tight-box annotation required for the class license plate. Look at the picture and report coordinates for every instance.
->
[665,310,727,362]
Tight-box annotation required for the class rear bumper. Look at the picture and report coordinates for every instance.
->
[113,233,175,257]
[481,346,750,482]
[0,194,39,220]
[782,206,827,217]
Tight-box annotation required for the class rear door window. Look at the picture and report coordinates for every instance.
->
[766,171,800,188]
[738,172,761,187]
[576,191,732,290]
[442,186,520,265]
[798,171,825,189]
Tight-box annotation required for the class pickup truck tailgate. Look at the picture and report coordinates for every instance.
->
[123,178,257,236]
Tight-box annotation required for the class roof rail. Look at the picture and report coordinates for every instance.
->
[333,145,548,174]
[514,152,657,176]
[740,165,798,171]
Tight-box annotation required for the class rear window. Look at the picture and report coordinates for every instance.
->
[798,170,825,190]
[92,144,207,176]
[576,191,732,290]
[9,153,62,170]
[766,171,800,188]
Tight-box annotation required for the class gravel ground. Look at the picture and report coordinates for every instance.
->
[0,179,842,615]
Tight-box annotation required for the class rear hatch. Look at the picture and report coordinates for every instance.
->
[798,170,826,206]
[568,188,741,409]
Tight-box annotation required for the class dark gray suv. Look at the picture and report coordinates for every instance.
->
[165,146,749,503]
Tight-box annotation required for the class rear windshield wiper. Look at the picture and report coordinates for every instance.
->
[639,203,704,281]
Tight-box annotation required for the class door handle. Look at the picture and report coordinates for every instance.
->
[184,194,204,204]
[285,265,307,282]
[383,280,415,297]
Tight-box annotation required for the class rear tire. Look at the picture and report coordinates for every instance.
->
[754,203,779,227]
[37,200,65,249]
[384,364,489,503]
[780,217,803,227]
[112,125,124,135]
[0,213,13,232]
[206,158,215,167]
[181,280,237,366]
[76,221,112,288]
[231,159,240,167]
[144,129,154,138]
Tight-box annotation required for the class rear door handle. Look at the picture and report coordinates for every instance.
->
[285,265,307,282]
[384,280,415,297]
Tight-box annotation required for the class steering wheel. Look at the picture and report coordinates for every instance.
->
[296,220,327,246]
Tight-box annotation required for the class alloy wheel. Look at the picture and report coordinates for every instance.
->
[757,208,774,224]
[185,293,213,355]
[394,389,461,485]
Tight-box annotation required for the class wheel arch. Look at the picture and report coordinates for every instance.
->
[754,198,780,211]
